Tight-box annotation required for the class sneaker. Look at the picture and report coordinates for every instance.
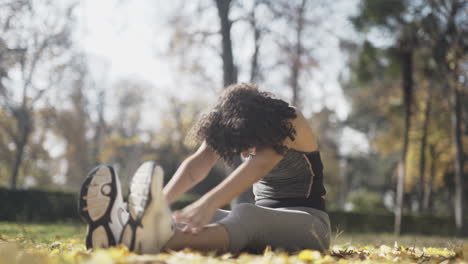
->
[120,161,175,254]
[78,165,129,249]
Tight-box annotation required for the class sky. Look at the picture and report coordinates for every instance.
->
[74,0,369,155]
[78,0,171,85]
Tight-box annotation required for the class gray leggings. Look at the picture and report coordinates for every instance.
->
[210,203,331,253]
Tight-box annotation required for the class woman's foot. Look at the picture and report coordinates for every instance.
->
[78,165,129,249]
[120,161,175,254]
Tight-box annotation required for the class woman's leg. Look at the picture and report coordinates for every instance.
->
[164,209,231,251]
[216,203,330,253]
[209,209,230,223]
[164,204,330,253]
[163,224,230,251]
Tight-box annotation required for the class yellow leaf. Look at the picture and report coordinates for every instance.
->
[379,245,392,254]
[298,249,321,261]
[463,243,468,262]
[88,250,114,264]
[50,248,60,256]
[108,245,130,259]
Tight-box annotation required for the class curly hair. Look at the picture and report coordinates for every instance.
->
[188,83,297,166]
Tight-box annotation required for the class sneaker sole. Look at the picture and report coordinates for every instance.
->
[120,161,163,252]
[78,165,118,249]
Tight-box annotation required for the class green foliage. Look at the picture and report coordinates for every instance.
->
[352,0,406,31]
[0,188,200,222]
[347,189,389,213]
[329,211,467,236]
[0,188,79,222]
[344,0,468,214]
[345,153,397,193]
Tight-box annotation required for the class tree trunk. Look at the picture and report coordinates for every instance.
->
[337,157,348,210]
[450,84,464,235]
[92,89,106,165]
[395,47,413,236]
[9,106,32,189]
[215,0,237,86]
[418,91,431,212]
[423,144,436,213]
[10,140,26,189]
[290,0,306,107]
[249,1,260,83]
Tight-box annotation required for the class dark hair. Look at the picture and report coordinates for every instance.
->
[188,83,297,166]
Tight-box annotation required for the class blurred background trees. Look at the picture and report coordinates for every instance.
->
[348,0,467,235]
[0,0,466,235]
[0,0,76,189]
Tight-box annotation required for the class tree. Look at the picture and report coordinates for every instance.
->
[215,0,237,86]
[0,0,76,189]
[99,79,150,188]
[417,83,432,212]
[281,0,307,107]
[247,0,263,83]
[352,0,425,235]
[347,0,467,234]
[52,55,93,188]
[263,0,325,108]
[408,0,468,234]
[426,0,467,235]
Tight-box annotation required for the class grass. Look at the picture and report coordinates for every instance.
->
[0,222,467,263]
[2,222,466,247]
[332,232,468,248]
[0,222,85,245]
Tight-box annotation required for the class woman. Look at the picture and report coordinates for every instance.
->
[79,83,330,254]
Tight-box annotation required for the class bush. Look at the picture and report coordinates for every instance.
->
[0,188,79,222]
[328,211,467,236]
[347,189,389,213]
[0,188,197,222]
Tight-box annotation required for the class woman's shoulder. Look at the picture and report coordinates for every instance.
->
[288,106,308,129]
[286,107,318,152]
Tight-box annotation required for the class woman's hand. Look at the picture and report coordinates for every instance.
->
[173,197,217,234]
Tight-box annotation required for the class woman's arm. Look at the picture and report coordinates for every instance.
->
[203,147,283,208]
[174,147,284,232]
[163,141,219,205]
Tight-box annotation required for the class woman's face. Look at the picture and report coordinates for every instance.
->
[241,147,256,158]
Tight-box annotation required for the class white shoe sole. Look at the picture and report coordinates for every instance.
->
[120,161,174,254]
[79,165,121,249]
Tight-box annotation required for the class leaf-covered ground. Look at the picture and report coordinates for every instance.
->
[0,222,467,264]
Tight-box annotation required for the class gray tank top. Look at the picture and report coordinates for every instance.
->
[253,149,327,211]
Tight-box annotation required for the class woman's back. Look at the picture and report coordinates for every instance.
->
[251,107,326,211]
[253,149,327,211]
